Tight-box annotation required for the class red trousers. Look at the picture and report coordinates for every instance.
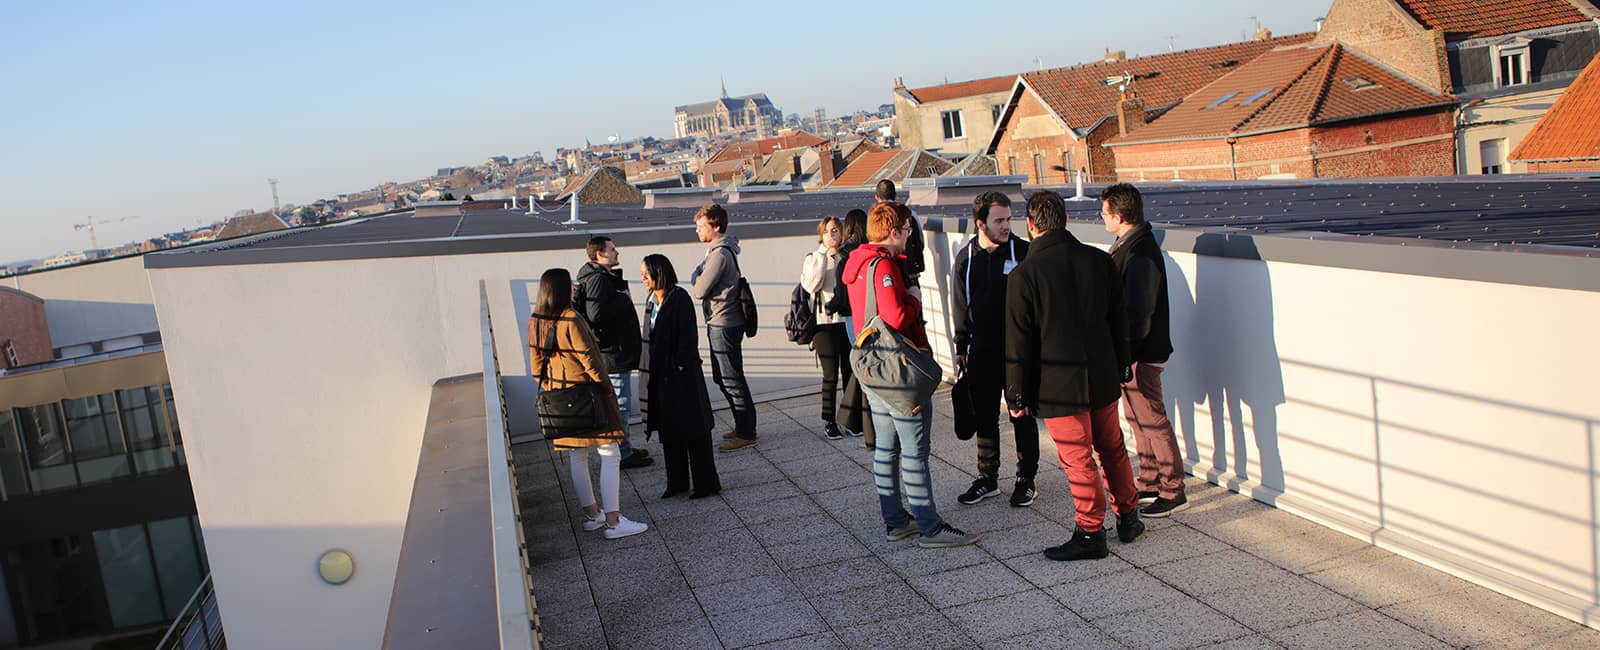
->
[1044,403,1139,533]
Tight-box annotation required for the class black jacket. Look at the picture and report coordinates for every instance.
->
[1005,229,1130,418]
[640,287,715,437]
[574,261,642,372]
[1110,223,1173,364]
[952,236,1029,357]
[826,238,864,317]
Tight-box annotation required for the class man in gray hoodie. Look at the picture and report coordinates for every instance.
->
[690,204,759,451]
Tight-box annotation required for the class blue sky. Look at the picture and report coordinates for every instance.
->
[0,0,1331,263]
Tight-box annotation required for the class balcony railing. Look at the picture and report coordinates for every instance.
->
[154,574,224,650]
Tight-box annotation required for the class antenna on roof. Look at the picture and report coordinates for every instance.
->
[1168,35,1176,53]
[1034,56,1044,71]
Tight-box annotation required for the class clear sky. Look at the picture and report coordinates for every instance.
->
[0,0,1331,263]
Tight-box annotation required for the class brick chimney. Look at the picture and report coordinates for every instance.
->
[818,143,844,186]
[1104,48,1127,63]
[1117,93,1147,136]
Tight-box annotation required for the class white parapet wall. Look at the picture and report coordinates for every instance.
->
[144,228,826,649]
[920,220,1600,628]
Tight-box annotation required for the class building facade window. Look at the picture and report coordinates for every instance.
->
[1,383,184,500]
[1062,152,1075,179]
[941,110,965,140]
[1494,40,1531,88]
[1480,139,1507,174]
[991,104,1004,124]
[1034,154,1045,184]
[1008,156,1018,176]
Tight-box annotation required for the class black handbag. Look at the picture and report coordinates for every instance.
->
[951,370,978,440]
[848,256,943,417]
[534,321,613,439]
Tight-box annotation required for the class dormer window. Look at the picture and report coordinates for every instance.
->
[1343,76,1380,91]
[1494,38,1532,88]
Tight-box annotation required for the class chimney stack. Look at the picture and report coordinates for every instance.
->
[1116,93,1147,136]
[1104,48,1127,63]
[818,143,844,187]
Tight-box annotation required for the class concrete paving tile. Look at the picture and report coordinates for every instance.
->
[1377,585,1562,647]
[766,532,872,571]
[537,605,604,649]
[589,564,687,606]
[607,616,722,650]
[749,512,849,547]
[791,556,899,596]
[594,586,702,637]
[792,463,874,494]
[811,485,880,519]
[1045,566,1186,620]
[954,502,1051,534]
[976,520,1076,559]
[1469,624,1600,649]
[942,588,1083,641]
[529,558,595,616]
[1183,503,1327,549]
[910,561,1034,609]
[723,479,806,507]
[1107,524,1230,567]
[719,466,789,490]
[707,600,829,648]
[1267,610,1449,650]
[811,580,935,629]
[1202,635,1284,650]
[878,542,995,577]
[1002,551,1136,589]
[712,448,780,473]
[1091,597,1252,650]
[749,632,848,650]
[642,488,733,520]
[836,612,977,650]
[757,439,838,464]
[1293,544,1392,575]
[662,521,762,559]
[775,451,857,478]
[1199,574,1364,632]
[677,546,782,588]
[692,573,804,616]
[1145,548,1294,596]
[654,502,747,544]
[979,621,1126,650]
[1305,553,1473,608]
[1243,528,1376,575]
[729,494,824,525]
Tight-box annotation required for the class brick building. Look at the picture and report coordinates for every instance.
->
[0,287,52,369]
[1315,0,1600,175]
[892,75,1016,155]
[1104,43,1456,181]
[986,34,1315,184]
[1511,53,1600,172]
[696,130,828,187]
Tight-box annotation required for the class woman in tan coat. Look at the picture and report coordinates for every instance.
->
[528,268,647,539]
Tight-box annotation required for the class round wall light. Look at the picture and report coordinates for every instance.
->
[318,549,355,585]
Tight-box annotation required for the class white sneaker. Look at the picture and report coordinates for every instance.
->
[581,512,606,532]
[604,515,648,540]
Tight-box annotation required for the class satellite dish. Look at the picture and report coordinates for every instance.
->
[607,134,619,143]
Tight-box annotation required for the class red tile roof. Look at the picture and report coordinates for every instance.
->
[1110,43,1452,145]
[1394,0,1596,40]
[1513,53,1600,161]
[706,130,828,164]
[1017,33,1317,133]
[905,75,1017,104]
[829,149,902,187]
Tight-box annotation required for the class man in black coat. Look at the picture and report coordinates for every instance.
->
[951,191,1040,508]
[575,236,651,468]
[1101,183,1186,518]
[1005,190,1143,561]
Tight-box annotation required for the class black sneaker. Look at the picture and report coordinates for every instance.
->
[1044,527,1108,561]
[1140,494,1189,518]
[620,452,654,469]
[957,478,999,505]
[844,426,863,437]
[823,422,845,440]
[1116,511,1145,543]
[1136,490,1159,503]
[1009,478,1037,508]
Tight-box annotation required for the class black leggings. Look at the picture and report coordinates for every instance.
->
[813,323,850,423]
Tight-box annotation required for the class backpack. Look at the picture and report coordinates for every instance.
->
[784,283,817,345]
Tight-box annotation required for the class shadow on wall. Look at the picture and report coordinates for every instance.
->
[1185,234,1286,500]
[41,300,159,349]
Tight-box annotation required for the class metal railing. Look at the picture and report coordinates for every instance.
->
[154,574,224,650]
[480,280,540,649]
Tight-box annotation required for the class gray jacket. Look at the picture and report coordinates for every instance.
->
[690,235,745,328]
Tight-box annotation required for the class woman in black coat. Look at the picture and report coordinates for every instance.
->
[639,254,721,498]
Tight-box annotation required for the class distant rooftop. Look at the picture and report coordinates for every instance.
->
[142,177,1600,269]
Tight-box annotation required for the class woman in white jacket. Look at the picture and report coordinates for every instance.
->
[801,216,859,440]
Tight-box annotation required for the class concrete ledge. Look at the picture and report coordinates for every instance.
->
[904,175,1029,206]
[727,186,797,203]
[644,187,720,209]
[414,201,464,218]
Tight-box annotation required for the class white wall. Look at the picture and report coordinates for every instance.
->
[921,225,1600,627]
[145,231,826,650]
[11,256,159,348]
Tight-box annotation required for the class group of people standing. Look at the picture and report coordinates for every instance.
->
[530,179,1185,562]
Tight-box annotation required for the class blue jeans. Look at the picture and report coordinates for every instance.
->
[863,389,943,536]
[610,372,634,458]
[707,325,757,439]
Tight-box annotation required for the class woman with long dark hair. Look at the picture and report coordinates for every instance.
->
[832,208,875,447]
[801,216,855,440]
[639,254,721,498]
[528,268,647,539]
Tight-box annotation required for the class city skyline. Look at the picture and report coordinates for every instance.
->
[0,0,1330,263]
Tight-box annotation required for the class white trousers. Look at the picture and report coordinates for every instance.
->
[569,443,621,513]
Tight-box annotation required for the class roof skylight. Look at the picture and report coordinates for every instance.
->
[1203,91,1241,110]
[1238,87,1275,106]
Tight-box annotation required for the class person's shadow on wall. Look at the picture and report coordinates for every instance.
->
[1191,234,1286,500]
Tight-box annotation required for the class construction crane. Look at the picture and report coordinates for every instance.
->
[268,178,281,214]
[74,215,141,251]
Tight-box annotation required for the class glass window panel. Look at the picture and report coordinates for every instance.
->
[92,525,163,628]
[7,535,99,643]
[1,410,29,498]
[63,394,124,460]
[162,384,182,444]
[148,517,203,619]
[16,404,68,467]
[75,455,132,486]
[132,448,176,474]
[117,387,166,451]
